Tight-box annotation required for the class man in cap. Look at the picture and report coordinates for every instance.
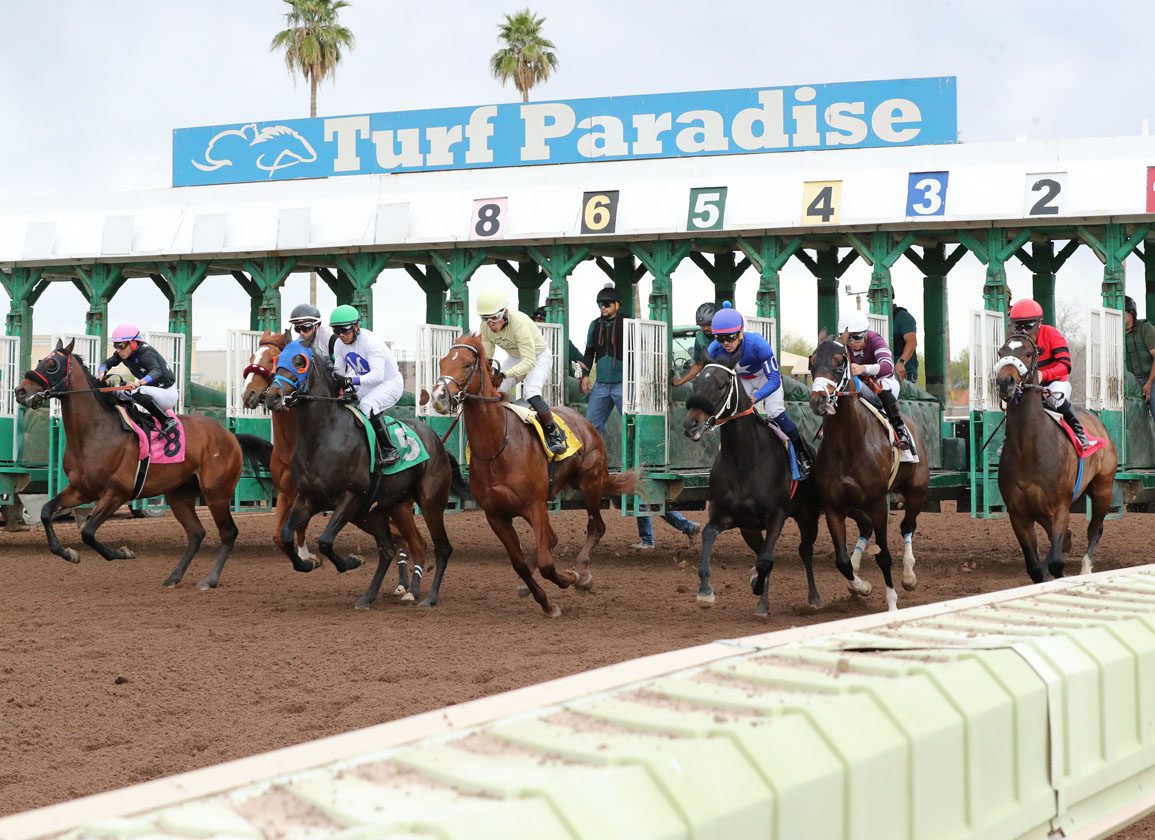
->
[1124,295,1155,423]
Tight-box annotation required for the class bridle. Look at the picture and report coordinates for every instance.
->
[692,364,756,430]
[23,350,74,403]
[434,343,503,410]
[993,332,1042,404]
[809,340,856,412]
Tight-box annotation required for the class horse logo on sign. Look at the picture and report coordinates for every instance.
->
[190,123,318,178]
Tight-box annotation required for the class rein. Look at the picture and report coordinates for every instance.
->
[695,364,757,430]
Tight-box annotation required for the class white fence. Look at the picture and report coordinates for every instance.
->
[969,310,1005,411]
[744,315,777,347]
[1086,307,1125,411]
[536,321,566,407]
[226,330,270,419]
[0,336,17,419]
[623,318,668,415]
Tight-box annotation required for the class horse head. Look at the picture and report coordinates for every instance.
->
[808,336,851,417]
[994,332,1039,403]
[241,329,290,410]
[16,338,79,409]
[683,358,746,441]
[265,332,329,411]
[430,334,500,414]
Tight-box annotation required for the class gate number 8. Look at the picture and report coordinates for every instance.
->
[470,197,508,239]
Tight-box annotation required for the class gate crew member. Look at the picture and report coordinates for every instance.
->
[672,301,718,388]
[475,289,568,456]
[98,324,180,435]
[329,304,404,468]
[708,302,813,479]
[837,310,918,456]
[1008,299,1101,449]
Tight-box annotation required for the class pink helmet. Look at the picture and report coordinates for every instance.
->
[110,323,142,343]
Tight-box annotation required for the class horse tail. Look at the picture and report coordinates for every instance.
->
[233,433,274,493]
[605,468,644,499]
[447,454,473,501]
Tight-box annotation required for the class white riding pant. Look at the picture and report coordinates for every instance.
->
[739,375,786,418]
[356,378,404,416]
[1043,380,1071,410]
[120,384,179,411]
[498,349,552,400]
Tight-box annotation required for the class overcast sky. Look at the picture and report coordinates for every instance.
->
[2,0,1154,361]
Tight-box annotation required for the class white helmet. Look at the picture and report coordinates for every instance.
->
[475,288,509,319]
[837,310,870,334]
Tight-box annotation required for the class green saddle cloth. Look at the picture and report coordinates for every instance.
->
[345,406,430,475]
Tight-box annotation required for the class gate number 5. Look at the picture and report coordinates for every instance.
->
[687,187,728,231]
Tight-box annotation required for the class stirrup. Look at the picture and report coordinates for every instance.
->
[160,417,179,435]
[545,426,568,455]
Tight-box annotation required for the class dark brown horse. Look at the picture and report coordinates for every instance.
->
[994,332,1118,581]
[14,339,268,589]
[430,334,636,617]
[809,337,930,611]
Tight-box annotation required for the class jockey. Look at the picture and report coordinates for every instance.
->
[838,310,918,456]
[476,288,568,456]
[1008,298,1101,449]
[707,302,812,479]
[97,324,180,435]
[329,304,404,468]
[287,302,332,354]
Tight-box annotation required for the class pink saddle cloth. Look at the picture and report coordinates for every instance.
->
[1054,416,1108,457]
[116,405,187,464]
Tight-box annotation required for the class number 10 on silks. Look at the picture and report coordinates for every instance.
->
[905,171,949,217]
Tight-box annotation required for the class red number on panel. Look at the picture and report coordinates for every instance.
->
[1147,167,1155,213]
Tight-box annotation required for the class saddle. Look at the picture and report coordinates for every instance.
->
[1043,408,1109,457]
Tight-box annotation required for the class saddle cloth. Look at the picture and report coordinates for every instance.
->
[345,407,430,475]
[1043,408,1109,457]
[116,405,186,464]
[466,402,582,464]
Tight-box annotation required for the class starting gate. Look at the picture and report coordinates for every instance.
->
[415,324,466,465]
[1086,308,1125,460]
[622,318,668,514]
[744,315,777,347]
[867,312,888,339]
[143,331,186,413]
[536,321,566,408]
[225,330,275,509]
[968,310,1006,518]
[0,336,31,515]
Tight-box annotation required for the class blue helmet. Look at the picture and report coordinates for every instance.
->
[710,301,744,334]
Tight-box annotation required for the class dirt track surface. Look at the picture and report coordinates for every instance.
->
[2,506,1154,835]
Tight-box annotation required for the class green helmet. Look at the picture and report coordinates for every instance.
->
[330,304,361,327]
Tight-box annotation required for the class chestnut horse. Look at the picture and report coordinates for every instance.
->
[994,332,1118,582]
[809,337,930,611]
[14,339,270,589]
[430,334,637,617]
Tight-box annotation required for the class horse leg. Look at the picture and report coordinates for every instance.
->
[868,498,899,612]
[275,486,313,566]
[417,505,453,608]
[826,510,872,596]
[78,490,137,561]
[1082,476,1114,575]
[279,495,323,573]
[353,509,398,610]
[795,513,823,608]
[529,505,578,591]
[40,485,94,564]
[391,505,427,604]
[315,491,366,573]
[572,478,608,590]
[1043,506,1071,581]
[195,487,241,590]
[750,509,789,618]
[1010,513,1045,584]
[697,518,725,606]
[159,484,206,588]
[898,485,926,591]
[848,509,873,574]
[486,510,560,617]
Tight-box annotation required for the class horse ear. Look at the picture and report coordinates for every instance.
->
[817,328,828,343]
[282,328,292,343]
[54,338,63,351]
[63,338,75,355]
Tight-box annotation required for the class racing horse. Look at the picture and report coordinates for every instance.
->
[430,334,637,617]
[994,332,1118,581]
[683,360,822,616]
[14,339,270,589]
[809,336,931,611]
[264,335,464,609]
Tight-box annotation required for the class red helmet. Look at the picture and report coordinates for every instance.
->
[1009,300,1043,321]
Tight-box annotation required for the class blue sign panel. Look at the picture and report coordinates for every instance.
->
[906,171,950,217]
[173,77,957,187]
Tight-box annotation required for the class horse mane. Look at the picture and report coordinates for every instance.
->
[305,337,336,396]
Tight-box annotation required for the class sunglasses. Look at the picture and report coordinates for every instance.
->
[332,325,355,335]
[292,323,317,334]
[113,341,131,350]
[847,331,867,342]
[716,332,741,343]
[598,302,616,309]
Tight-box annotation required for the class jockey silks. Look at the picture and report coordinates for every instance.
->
[333,327,404,416]
[706,332,782,402]
[1035,324,1072,383]
[100,342,176,388]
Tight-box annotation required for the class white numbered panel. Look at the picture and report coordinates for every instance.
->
[1023,172,1067,217]
[968,310,1005,411]
[536,321,566,408]
[744,315,777,347]
[143,331,186,413]
[1086,307,1125,412]
[0,336,17,419]
[227,330,269,419]
[623,318,668,415]
[49,333,101,419]
[416,324,463,418]
[470,197,508,240]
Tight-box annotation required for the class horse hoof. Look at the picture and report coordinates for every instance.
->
[400,592,415,603]
[1080,556,1093,575]
[61,548,80,564]
[902,571,917,591]
[393,584,408,597]
[696,591,716,607]
[418,597,437,608]
[575,571,593,591]
[545,604,563,618]
[118,547,135,560]
[808,596,823,609]
[847,577,872,596]
[354,598,373,610]
[196,580,218,592]
[885,589,899,612]
[345,554,363,571]
[517,584,531,598]
[162,577,179,588]
[754,603,769,618]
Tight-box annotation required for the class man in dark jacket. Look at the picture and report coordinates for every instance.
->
[1124,295,1155,423]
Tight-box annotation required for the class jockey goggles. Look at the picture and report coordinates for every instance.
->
[113,341,132,350]
[847,331,866,342]
[1012,319,1039,332]
[331,324,356,335]
[715,331,741,343]
[291,321,319,334]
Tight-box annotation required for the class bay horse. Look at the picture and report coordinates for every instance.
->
[994,332,1118,582]
[264,336,464,609]
[683,361,822,616]
[14,339,270,589]
[808,337,931,611]
[430,334,637,618]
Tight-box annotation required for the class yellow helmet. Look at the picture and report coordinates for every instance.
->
[475,288,509,319]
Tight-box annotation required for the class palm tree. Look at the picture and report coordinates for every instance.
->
[490,9,558,103]
[270,0,354,305]
[270,0,355,120]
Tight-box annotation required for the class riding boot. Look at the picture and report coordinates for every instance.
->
[537,410,568,455]
[783,427,813,479]
[369,412,402,468]
[879,388,917,456]
[134,393,177,435]
[1059,400,1098,449]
